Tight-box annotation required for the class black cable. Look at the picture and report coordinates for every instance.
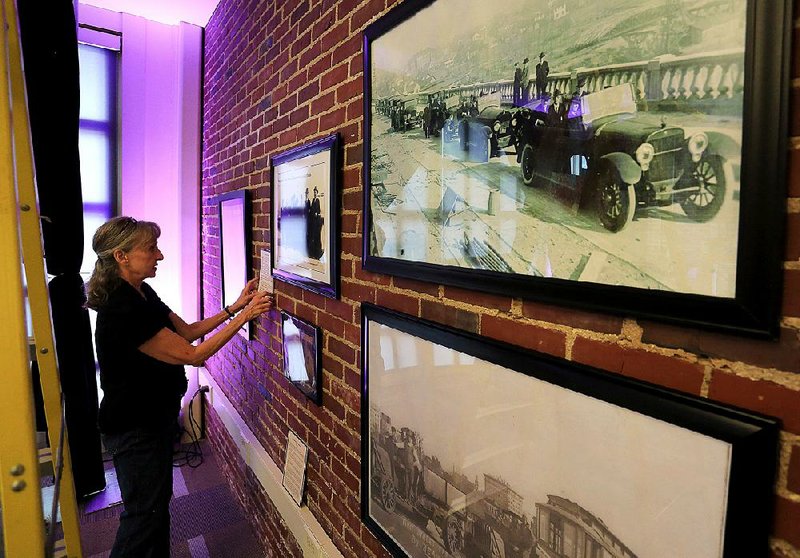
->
[172,387,205,468]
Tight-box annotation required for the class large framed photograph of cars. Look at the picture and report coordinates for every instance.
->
[362,0,791,336]
[361,303,779,558]
[217,190,252,339]
[271,134,340,299]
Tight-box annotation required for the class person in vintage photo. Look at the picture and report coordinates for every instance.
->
[535,51,549,99]
[546,89,567,127]
[519,56,530,104]
[306,186,324,260]
[512,61,521,106]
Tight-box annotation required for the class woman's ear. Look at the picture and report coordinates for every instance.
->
[113,249,127,265]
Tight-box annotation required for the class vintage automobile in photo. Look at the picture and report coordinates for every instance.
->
[511,83,739,232]
[455,93,517,162]
[388,96,422,132]
[370,420,534,558]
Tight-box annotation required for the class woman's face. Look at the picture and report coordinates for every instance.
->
[124,237,163,280]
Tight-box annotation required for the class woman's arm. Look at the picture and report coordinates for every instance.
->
[138,290,273,366]
[169,278,259,341]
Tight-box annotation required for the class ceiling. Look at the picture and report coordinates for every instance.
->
[79,0,222,27]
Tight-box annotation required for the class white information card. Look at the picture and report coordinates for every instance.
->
[258,249,274,293]
[282,430,308,506]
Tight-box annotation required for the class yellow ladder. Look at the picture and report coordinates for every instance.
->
[0,0,83,556]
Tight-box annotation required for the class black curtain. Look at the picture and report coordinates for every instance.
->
[18,0,105,498]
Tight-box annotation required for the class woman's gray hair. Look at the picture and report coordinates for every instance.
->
[85,216,160,309]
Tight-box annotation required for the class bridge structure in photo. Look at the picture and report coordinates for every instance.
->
[386,48,745,116]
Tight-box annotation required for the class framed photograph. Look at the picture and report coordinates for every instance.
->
[361,303,779,558]
[280,311,322,404]
[217,190,252,339]
[362,0,791,336]
[271,133,340,299]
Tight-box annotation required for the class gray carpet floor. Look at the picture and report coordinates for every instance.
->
[78,440,266,558]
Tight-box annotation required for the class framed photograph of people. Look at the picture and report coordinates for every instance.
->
[217,190,252,339]
[271,133,340,299]
[360,303,779,558]
[361,0,791,336]
[280,311,322,404]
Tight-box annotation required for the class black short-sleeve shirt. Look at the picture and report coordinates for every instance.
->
[95,280,188,434]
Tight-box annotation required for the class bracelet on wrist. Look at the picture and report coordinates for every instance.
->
[224,305,235,318]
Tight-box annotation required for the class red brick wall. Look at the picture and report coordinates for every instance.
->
[201,1,800,557]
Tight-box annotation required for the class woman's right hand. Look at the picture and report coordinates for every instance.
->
[240,291,274,321]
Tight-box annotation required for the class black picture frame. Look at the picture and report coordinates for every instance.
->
[271,133,340,299]
[281,311,322,404]
[360,303,779,558]
[216,190,252,339]
[361,0,791,337]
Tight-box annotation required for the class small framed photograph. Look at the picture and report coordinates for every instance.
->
[271,134,340,299]
[216,190,252,339]
[280,311,322,404]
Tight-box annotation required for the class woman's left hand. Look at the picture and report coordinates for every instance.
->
[231,278,259,312]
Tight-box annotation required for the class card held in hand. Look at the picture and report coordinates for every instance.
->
[258,249,274,293]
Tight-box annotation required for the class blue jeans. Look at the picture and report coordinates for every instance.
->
[103,424,174,558]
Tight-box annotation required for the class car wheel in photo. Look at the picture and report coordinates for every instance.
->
[679,155,726,222]
[520,143,537,186]
[596,168,636,232]
[380,477,396,512]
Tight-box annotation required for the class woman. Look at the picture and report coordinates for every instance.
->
[86,216,273,557]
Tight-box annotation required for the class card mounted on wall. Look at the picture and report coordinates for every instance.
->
[282,430,309,507]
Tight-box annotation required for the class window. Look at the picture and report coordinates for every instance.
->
[549,515,564,554]
[77,42,119,276]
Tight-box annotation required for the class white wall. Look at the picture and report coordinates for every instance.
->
[78,4,202,324]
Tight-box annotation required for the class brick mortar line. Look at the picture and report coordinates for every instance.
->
[706,360,800,388]
[782,317,800,329]
[777,433,797,498]
[699,364,713,397]
[564,330,577,360]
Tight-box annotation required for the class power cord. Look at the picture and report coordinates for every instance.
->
[172,386,208,468]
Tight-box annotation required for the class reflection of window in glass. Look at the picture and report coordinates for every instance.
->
[458,352,475,365]
[283,319,310,383]
[433,344,455,367]
[379,332,395,371]
[396,334,418,368]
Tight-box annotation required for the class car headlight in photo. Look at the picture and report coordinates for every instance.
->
[635,142,655,171]
[687,132,709,162]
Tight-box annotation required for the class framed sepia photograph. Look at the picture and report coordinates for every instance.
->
[271,133,340,299]
[360,303,779,558]
[281,311,322,404]
[361,0,791,336]
[217,190,252,339]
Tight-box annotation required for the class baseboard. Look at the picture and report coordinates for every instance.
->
[197,368,343,558]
